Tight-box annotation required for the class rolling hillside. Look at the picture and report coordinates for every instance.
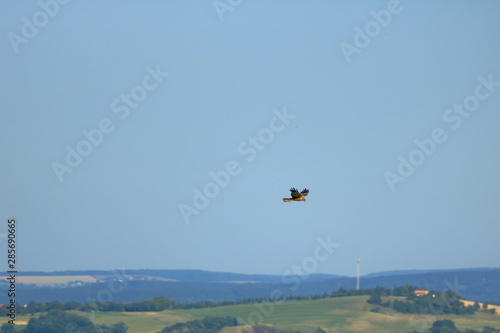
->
[3,296,500,333]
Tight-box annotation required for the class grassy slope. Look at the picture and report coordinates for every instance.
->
[178,296,500,333]
[3,296,500,333]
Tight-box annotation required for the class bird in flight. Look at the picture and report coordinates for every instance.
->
[283,187,309,202]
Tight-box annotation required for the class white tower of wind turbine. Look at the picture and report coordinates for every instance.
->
[356,259,361,290]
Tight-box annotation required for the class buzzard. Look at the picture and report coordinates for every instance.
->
[283,187,309,202]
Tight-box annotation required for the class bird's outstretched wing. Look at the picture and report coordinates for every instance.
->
[300,188,309,197]
[290,187,302,199]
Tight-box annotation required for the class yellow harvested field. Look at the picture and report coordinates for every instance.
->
[0,275,97,285]
[461,300,500,315]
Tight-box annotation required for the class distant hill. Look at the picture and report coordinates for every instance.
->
[363,267,500,278]
[2,267,499,304]
[301,268,500,302]
[6,269,343,283]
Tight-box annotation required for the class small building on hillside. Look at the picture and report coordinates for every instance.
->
[414,289,429,296]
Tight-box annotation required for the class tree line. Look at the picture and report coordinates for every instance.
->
[158,316,237,333]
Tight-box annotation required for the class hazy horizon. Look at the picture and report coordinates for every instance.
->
[1,1,499,277]
[11,266,500,279]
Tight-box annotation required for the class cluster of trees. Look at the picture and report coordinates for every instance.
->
[0,297,177,316]
[158,316,237,333]
[0,310,127,333]
[477,302,498,315]
[368,290,479,315]
[332,285,418,298]
[407,319,500,333]
[240,325,302,333]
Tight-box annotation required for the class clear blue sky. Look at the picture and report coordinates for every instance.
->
[1,0,499,277]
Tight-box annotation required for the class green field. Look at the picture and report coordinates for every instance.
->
[3,296,500,333]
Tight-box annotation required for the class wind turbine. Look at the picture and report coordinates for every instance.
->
[356,259,361,290]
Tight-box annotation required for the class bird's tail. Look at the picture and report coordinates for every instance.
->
[283,198,293,202]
